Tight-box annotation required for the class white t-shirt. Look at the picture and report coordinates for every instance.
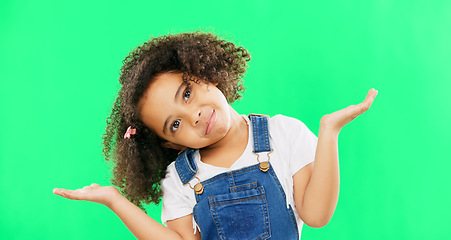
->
[161,114,318,235]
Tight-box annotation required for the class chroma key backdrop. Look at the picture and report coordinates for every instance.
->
[1,0,450,239]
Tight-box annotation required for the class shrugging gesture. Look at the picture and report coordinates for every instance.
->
[294,88,378,228]
[53,31,379,239]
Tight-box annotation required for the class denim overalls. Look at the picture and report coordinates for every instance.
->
[175,115,299,240]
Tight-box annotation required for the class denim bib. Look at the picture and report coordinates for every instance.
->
[175,115,299,240]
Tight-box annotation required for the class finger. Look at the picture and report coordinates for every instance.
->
[90,183,101,187]
[53,188,72,196]
[53,188,63,196]
[364,88,378,104]
[62,189,87,200]
[341,89,377,120]
[358,89,378,111]
[55,188,78,199]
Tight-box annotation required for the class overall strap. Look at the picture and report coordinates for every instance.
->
[174,148,198,184]
[249,114,272,153]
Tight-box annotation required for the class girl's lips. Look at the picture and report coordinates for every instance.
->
[205,110,216,135]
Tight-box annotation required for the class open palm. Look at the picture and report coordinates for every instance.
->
[321,88,378,132]
[53,183,120,207]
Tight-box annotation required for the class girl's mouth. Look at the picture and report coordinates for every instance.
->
[205,109,216,135]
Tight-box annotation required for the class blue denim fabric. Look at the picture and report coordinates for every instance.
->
[175,148,198,185]
[175,115,299,240]
[250,114,271,153]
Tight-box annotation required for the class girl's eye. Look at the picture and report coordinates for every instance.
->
[183,85,191,101]
[171,119,181,132]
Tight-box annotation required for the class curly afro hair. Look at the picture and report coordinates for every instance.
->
[102,31,251,209]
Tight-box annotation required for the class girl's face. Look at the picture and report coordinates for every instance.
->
[138,72,232,149]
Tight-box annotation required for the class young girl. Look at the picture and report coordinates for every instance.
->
[53,32,378,240]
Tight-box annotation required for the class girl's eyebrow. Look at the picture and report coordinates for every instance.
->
[163,118,170,135]
[163,82,186,134]
[174,82,186,101]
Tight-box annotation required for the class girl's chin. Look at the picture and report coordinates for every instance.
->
[199,136,225,149]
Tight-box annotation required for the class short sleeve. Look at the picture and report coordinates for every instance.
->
[270,115,318,176]
[160,162,195,225]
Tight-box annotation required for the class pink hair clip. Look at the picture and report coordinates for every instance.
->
[124,126,137,139]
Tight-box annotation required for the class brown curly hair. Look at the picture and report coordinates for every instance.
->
[102,32,251,209]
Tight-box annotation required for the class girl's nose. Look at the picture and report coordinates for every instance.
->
[180,105,202,127]
[193,110,201,126]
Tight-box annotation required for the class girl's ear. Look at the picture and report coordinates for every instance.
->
[161,141,187,151]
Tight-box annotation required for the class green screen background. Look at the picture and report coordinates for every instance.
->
[1,0,450,239]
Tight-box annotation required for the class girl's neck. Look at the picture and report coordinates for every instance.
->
[199,107,248,168]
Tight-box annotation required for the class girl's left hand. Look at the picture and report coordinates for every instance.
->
[320,88,378,134]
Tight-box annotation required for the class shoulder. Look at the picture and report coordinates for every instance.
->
[266,115,317,176]
[268,114,311,136]
[161,161,180,188]
[269,114,305,125]
[266,114,318,156]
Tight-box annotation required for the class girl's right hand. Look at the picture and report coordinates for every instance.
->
[53,183,121,207]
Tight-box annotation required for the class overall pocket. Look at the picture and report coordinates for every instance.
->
[208,186,270,240]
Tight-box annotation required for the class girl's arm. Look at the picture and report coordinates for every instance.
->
[53,184,197,240]
[293,89,378,228]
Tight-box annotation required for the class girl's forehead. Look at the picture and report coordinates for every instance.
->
[140,73,184,101]
[151,72,184,88]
